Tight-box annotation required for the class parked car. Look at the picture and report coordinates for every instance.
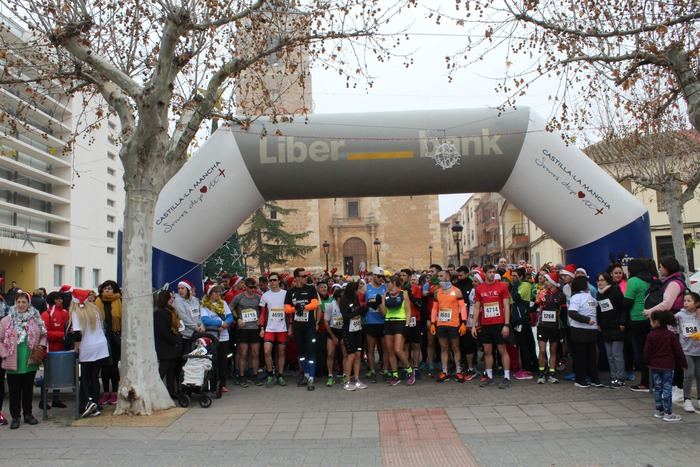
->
[689,270,700,294]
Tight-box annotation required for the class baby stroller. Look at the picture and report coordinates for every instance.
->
[178,332,219,408]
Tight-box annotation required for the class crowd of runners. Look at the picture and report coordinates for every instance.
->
[1,255,699,429]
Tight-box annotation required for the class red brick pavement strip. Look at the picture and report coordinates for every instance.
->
[379,408,479,467]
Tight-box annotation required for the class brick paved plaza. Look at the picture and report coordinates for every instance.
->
[1,375,699,466]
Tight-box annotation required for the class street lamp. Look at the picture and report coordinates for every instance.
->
[428,245,433,265]
[451,220,464,266]
[322,240,330,271]
[373,238,381,268]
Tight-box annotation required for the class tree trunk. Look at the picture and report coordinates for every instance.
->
[114,187,174,415]
[664,185,690,275]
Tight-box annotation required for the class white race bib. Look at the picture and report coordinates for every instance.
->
[438,309,452,322]
[483,302,501,319]
[241,309,257,323]
[409,316,417,327]
[598,299,613,313]
[542,310,557,323]
[269,308,285,322]
[331,315,343,329]
[349,316,362,332]
[683,324,698,338]
[294,311,309,322]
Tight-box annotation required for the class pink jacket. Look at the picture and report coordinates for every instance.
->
[0,315,48,371]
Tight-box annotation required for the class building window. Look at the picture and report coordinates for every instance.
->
[107,230,115,239]
[107,215,115,223]
[92,268,101,288]
[107,152,116,160]
[74,267,84,288]
[107,199,115,207]
[107,247,115,255]
[347,200,359,218]
[107,183,115,191]
[53,264,64,287]
[656,191,666,212]
[270,209,277,220]
[655,235,694,271]
[107,167,115,176]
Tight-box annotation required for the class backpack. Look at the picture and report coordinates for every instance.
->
[644,277,687,311]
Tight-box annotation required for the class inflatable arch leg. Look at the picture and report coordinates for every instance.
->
[150,108,651,294]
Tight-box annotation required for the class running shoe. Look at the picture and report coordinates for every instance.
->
[465,369,477,381]
[98,393,110,405]
[0,413,7,426]
[555,359,567,371]
[81,401,97,418]
[563,372,575,381]
[366,370,377,384]
[513,370,533,380]
[254,376,264,387]
[629,384,650,392]
[89,409,101,418]
[547,374,559,384]
[653,410,664,419]
[683,400,696,413]
[355,380,368,389]
[343,382,357,391]
[610,379,624,388]
[536,375,545,384]
[590,381,604,388]
[479,378,494,387]
[480,373,489,383]
[574,382,591,388]
[406,371,416,386]
[672,386,684,403]
[389,377,401,386]
[498,378,510,389]
[277,375,287,387]
[265,375,275,388]
[437,372,448,383]
[108,393,118,405]
[297,374,308,387]
[663,413,682,422]
[326,376,335,387]
[220,386,230,392]
[307,377,315,391]
[455,372,465,383]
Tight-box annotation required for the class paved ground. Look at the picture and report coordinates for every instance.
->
[1,374,699,466]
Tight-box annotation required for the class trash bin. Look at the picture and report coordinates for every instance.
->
[42,351,80,420]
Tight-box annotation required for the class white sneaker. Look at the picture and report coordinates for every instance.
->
[355,380,368,389]
[683,399,696,413]
[81,401,97,418]
[653,410,664,419]
[663,412,682,422]
[343,382,356,391]
[672,386,684,403]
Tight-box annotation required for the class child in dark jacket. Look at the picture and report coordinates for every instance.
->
[644,310,687,422]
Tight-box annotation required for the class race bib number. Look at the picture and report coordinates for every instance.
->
[438,309,452,322]
[409,316,417,327]
[294,311,309,322]
[542,310,557,323]
[269,308,285,322]
[241,309,257,323]
[349,316,362,332]
[331,315,343,329]
[683,324,698,337]
[598,299,613,313]
[483,302,501,319]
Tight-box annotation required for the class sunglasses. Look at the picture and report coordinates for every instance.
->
[269,278,279,282]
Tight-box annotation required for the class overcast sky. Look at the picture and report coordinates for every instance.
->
[309,1,560,220]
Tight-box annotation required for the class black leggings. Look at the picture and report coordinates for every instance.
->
[515,325,538,372]
[101,361,119,394]
[571,340,599,384]
[159,358,179,397]
[630,320,651,387]
[81,359,106,407]
[6,371,36,419]
[293,324,317,378]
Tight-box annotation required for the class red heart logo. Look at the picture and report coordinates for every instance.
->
[577,191,585,198]
[200,186,208,194]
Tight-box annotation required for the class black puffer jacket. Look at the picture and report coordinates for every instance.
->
[596,284,626,341]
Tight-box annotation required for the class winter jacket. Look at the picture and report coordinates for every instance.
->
[644,327,687,371]
[173,295,201,339]
[31,295,47,313]
[0,314,48,371]
[41,305,69,352]
[595,285,626,341]
[153,306,183,361]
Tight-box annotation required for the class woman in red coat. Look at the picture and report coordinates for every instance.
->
[40,291,69,409]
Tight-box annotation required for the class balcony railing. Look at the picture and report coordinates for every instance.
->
[510,223,529,248]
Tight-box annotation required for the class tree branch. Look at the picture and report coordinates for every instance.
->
[188,0,267,31]
[562,51,663,66]
[666,45,700,132]
[681,164,700,204]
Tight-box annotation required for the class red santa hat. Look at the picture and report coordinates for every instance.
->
[560,264,576,278]
[575,267,588,278]
[228,274,242,288]
[72,288,91,306]
[177,279,193,291]
[472,268,485,284]
[59,284,73,293]
[545,271,560,287]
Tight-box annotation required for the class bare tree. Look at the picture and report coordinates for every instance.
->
[0,0,410,415]
[438,0,699,264]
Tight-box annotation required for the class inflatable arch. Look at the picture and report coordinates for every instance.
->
[151,108,652,293]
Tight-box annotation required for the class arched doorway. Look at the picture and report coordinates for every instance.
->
[343,237,367,276]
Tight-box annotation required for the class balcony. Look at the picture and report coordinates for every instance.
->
[0,125,70,168]
[486,241,500,254]
[331,214,379,228]
[510,223,529,248]
[0,87,72,136]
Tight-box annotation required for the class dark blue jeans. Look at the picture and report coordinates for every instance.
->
[651,369,673,414]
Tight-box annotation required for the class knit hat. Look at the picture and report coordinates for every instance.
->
[72,288,91,306]
[560,264,576,278]
[178,279,193,291]
[545,271,560,287]
[575,267,588,278]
